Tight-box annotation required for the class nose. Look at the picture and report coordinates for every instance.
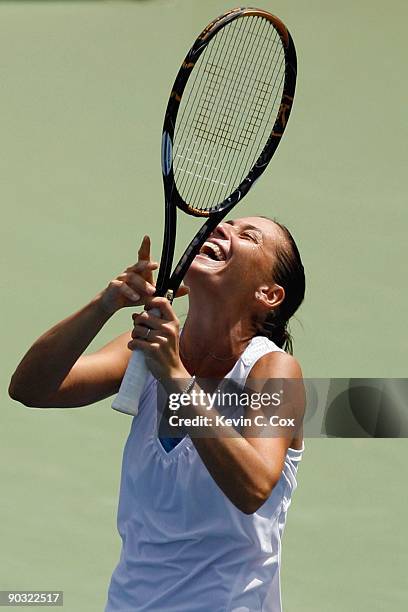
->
[213,223,230,240]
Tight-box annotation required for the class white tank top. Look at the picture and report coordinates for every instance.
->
[105,336,303,612]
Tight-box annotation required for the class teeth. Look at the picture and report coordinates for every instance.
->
[200,242,224,261]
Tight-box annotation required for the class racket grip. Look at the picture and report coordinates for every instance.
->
[112,307,161,416]
[112,349,149,415]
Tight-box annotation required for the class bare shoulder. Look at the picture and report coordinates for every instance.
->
[247,351,304,451]
[248,350,303,380]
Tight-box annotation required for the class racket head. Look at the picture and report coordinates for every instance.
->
[161,7,297,218]
[112,9,298,416]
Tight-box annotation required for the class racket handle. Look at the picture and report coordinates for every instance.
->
[112,307,161,416]
[112,349,148,415]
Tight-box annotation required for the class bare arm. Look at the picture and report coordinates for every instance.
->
[185,353,304,514]
[8,236,166,408]
[8,296,131,407]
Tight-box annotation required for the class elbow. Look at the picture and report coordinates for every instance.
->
[238,481,277,515]
[240,496,268,515]
[8,377,40,407]
[8,385,30,406]
[8,376,22,402]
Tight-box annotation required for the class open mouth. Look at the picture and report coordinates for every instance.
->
[198,241,227,262]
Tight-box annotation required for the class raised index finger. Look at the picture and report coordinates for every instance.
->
[138,235,151,263]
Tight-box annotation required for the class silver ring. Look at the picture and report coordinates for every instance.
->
[144,328,151,340]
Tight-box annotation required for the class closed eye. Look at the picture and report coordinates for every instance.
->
[241,231,259,242]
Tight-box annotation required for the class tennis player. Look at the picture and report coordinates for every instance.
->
[9,216,305,612]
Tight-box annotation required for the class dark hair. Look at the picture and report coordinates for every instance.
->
[255,218,305,354]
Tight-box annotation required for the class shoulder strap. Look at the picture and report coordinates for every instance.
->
[226,336,284,383]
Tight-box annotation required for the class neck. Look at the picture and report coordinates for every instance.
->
[179,296,254,377]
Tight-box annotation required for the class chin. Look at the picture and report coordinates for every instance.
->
[184,257,225,289]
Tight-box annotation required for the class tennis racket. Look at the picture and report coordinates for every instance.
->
[112,7,297,416]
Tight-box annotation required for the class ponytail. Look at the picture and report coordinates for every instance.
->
[258,310,293,354]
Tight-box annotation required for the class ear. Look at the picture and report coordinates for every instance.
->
[255,284,285,311]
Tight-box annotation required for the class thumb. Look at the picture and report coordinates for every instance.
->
[175,284,189,298]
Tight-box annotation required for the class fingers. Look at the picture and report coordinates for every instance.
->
[108,279,141,302]
[118,282,141,303]
[132,310,162,330]
[118,271,156,297]
[102,240,158,314]
[129,250,158,286]
[127,259,158,272]
[128,324,167,351]
[130,324,165,342]
[124,260,158,277]
[128,337,161,352]
[106,269,156,309]
[130,299,179,348]
[144,297,179,323]
[138,235,151,263]
[131,311,172,343]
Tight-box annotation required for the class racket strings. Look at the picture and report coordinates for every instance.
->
[195,22,261,149]
[174,21,241,209]
[173,22,233,159]
[197,18,272,209]
[185,17,256,211]
[173,15,286,213]
[196,21,265,151]
[220,23,284,202]
[174,17,250,207]
[255,60,286,158]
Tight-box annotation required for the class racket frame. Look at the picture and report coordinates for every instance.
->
[157,7,297,299]
[113,7,297,415]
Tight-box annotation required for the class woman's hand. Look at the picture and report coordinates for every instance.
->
[99,236,189,315]
[99,236,158,315]
[128,297,189,382]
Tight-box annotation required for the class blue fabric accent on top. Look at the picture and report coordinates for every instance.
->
[159,437,182,453]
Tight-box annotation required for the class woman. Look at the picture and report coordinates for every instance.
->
[9,216,305,612]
